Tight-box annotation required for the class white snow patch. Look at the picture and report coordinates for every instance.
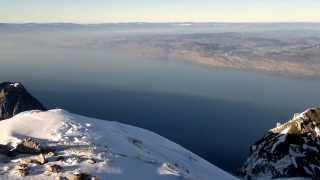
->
[9,83,20,87]
[177,23,193,26]
[158,163,180,176]
[276,122,282,127]
[315,127,320,137]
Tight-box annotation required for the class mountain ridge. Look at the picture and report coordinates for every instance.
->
[240,107,320,179]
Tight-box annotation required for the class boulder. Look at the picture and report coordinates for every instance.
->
[14,137,43,154]
[66,172,98,180]
[47,164,62,173]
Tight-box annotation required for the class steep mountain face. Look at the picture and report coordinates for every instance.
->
[0,82,46,120]
[240,107,320,179]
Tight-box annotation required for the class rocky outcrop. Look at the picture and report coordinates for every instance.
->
[15,137,44,155]
[239,107,320,179]
[46,164,62,173]
[0,135,100,179]
[0,82,46,120]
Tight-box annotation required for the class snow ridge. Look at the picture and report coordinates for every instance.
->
[0,109,237,180]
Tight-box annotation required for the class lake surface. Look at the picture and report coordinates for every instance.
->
[1,26,320,172]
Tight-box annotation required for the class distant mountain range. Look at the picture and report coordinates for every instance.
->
[1,23,320,79]
[1,22,320,31]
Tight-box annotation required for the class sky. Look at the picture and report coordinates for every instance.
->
[1,0,320,23]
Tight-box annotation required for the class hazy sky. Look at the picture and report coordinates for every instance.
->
[1,0,320,23]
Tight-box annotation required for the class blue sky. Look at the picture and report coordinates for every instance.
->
[1,0,320,23]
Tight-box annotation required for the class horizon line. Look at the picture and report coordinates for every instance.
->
[1,21,320,25]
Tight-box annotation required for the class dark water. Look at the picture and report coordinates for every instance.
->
[1,26,320,172]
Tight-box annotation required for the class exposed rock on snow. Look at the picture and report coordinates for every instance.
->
[14,162,29,177]
[66,172,98,180]
[240,107,320,179]
[0,109,237,180]
[46,164,62,173]
[0,82,46,120]
[14,138,43,155]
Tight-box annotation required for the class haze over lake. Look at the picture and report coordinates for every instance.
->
[1,23,320,171]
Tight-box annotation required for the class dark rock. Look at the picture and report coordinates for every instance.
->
[14,137,43,154]
[66,173,94,180]
[47,164,62,173]
[56,155,65,161]
[57,176,69,180]
[42,147,57,154]
[0,82,46,120]
[0,144,12,155]
[239,107,320,179]
[86,158,96,164]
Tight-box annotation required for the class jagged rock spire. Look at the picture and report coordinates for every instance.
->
[240,107,320,179]
[0,82,46,120]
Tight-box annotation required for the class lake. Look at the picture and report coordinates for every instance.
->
[1,25,320,172]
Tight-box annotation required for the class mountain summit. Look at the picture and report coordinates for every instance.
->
[0,109,237,179]
[240,107,320,179]
[0,82,46,120]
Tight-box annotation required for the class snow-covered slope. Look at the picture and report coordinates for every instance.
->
[0,109,237,180]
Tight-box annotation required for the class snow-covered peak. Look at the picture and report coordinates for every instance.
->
[0,109,237,180]
[271,107,320,135]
